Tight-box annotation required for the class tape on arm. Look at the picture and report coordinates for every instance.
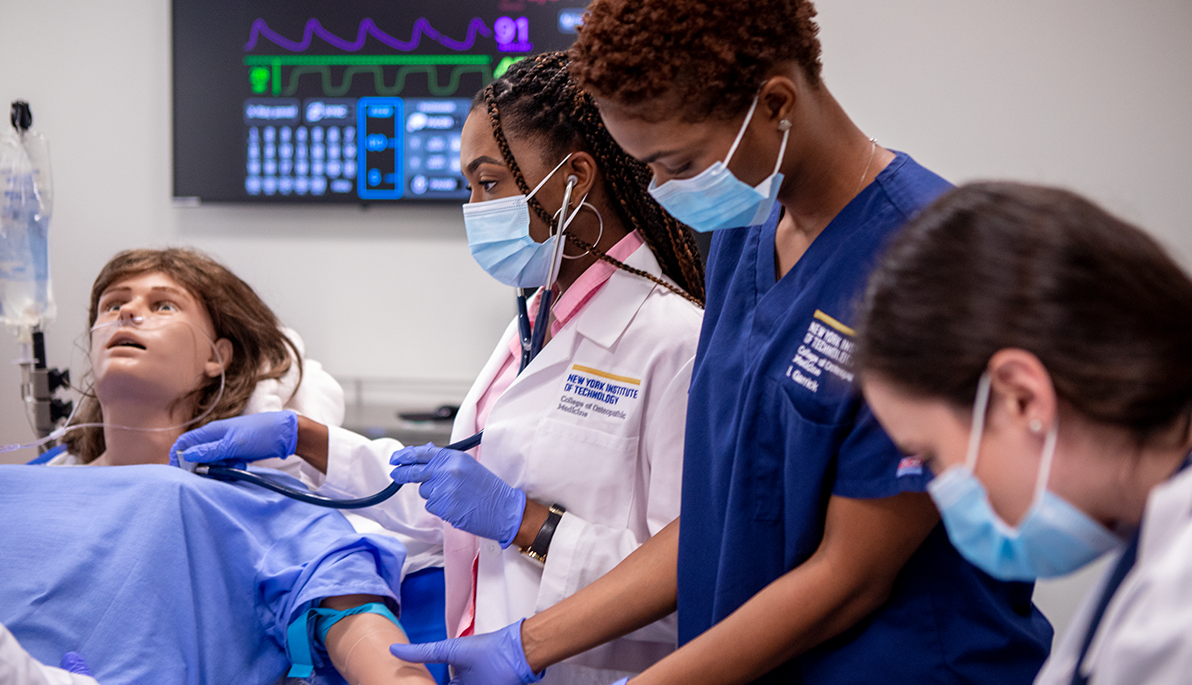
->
[286,601,403,678]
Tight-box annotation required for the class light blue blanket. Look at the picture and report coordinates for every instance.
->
[0,463,406,684]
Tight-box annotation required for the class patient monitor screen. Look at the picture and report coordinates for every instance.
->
[172,0,588,204]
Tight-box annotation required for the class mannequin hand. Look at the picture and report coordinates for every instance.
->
[388,619,542,685]
[169,411,298,467]
[390,443,526,547]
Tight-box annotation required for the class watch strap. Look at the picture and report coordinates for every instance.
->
[522,503,566,563]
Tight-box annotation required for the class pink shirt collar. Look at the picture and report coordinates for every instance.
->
[546,229,645,336]
[506,230,645,356]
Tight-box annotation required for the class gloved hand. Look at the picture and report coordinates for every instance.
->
[169,411,298,467]
[59,651,94,676]
[390,443,526,547]
[389,618,542,685]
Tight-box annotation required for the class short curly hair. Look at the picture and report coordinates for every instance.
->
[569,0,823,121]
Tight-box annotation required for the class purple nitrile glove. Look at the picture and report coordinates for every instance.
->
[390,443,526,547]
[169,410,298,468]
[59,651,94,676]
[389,619,543,685]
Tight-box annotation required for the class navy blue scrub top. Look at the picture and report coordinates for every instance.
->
[678,152,1053,684]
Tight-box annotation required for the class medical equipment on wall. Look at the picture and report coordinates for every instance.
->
[1,101,72,446]
[192,176,581,508]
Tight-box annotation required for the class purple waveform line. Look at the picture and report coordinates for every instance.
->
[243,17,493,52]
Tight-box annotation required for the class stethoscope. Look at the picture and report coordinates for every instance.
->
[197,177,581,508]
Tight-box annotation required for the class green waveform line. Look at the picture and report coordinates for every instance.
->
[274,64,492,97]
[243,55,495,97]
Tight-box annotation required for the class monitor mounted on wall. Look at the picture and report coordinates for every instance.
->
[173,0,588,204]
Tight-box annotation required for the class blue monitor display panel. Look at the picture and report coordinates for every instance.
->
[173,0,589,203]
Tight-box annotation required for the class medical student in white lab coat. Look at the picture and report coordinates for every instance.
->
[172,52,705,685]
[855,183,1192,685]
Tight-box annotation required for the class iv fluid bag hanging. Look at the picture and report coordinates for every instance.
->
[0,101,55,328]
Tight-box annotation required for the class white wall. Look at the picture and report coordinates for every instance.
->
[2,0,1189,647]
[817,0,1192,261]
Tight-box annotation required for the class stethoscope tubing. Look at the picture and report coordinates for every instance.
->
[195,430,484,509]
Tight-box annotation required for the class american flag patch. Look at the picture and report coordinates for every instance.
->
[897,457,924,477]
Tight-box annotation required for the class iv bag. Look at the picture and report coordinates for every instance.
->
[0,102,55,328]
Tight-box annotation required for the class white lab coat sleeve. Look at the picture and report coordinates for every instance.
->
[533,356,692,640]
[318,425,444,577]
[0,624,98,685]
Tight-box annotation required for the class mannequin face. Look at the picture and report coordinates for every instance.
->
[91,271,229,409]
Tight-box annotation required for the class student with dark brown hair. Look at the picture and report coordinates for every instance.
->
[857,182,1192,685]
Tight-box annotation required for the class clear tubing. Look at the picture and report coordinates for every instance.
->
[0,316,226,454]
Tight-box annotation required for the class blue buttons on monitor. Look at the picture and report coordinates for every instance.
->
[357,97,404,200]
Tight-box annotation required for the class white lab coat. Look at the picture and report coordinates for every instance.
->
[0,624,97,685]
[319,245,702,684]
[1036,465,1192,685]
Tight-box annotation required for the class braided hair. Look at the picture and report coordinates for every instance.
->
[476,51,705,306]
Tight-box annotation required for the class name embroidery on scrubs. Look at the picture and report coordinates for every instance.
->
[557,364,641,420]
[786,309,856,393]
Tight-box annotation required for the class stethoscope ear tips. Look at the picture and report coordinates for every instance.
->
[566,174,579,185]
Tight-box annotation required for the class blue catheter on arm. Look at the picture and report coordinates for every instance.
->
[193,177,579,508]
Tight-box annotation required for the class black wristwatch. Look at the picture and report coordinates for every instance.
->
[521,503,566,563]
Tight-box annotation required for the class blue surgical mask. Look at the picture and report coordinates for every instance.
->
[463,154,579,287]
[647,93,789,232]
[927,373,1122,581]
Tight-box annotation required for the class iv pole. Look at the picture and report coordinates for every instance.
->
[7,101,71,451]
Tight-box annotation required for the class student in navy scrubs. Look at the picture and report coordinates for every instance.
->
[389,1,1053,683]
